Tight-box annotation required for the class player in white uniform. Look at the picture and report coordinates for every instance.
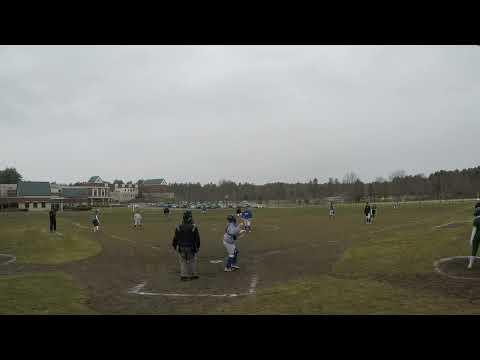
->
[223,215,246,272]
[133,210,143,229]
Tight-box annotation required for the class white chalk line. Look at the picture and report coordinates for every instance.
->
[434,256,480,281]
[209,260,223,264]
[110,234,135,243]
[433,220,471,230]
[72,222,90,230]
[129,273,258,298]
[249,274,258,294]
[264,224,280,232]
[0,253,16,266]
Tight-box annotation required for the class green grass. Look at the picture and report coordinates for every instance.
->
[0,212,101,264]
[212,275,480,315]
[1,202,479,314]
[0,272,96,314]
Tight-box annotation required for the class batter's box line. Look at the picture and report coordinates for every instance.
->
[128,275,258,298]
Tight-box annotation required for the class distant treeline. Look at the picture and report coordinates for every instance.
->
[3,165,480,203]
[167,166,480,203]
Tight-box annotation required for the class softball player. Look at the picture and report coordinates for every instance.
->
[329,202,335,219]
[223,215,245,272]
[92,210,100,232]
[467,208,480,269]
[133,210,143,229]
[364,202,372,224]
[242,206,253,232]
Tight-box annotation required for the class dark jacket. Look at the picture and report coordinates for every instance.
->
[364,205,371,216]
[49,210,56,221]
[172,224,200,253]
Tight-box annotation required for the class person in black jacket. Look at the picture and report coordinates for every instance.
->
[172,211,201,281]
[49,208,57,232]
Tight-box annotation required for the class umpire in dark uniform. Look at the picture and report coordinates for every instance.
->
[172,211,201,281]
[49,207,57,232]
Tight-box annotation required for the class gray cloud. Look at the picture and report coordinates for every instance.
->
[1,45,479,184]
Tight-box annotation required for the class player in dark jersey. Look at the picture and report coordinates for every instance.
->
[475,201,480,211]
[329,202,335,220]
[371,204,377,223]
[364,202,372,224]
[468,207,480,269]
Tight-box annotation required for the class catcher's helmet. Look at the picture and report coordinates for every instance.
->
[183,210,193,224]
[227,215,236,223]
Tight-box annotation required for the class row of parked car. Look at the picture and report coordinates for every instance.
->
[176,202,266,209]
[177,202,224,209]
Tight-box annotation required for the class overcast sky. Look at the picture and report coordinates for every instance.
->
[1,45,479,185]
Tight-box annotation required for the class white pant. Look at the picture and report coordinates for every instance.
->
[244,219,251,227]
[134,219,142,226]
[223,240,236,256]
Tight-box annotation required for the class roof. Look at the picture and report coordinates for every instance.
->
[17,182,51,197]
[143,179,167,185]
[88,176,103,183]
[62,187,90,198]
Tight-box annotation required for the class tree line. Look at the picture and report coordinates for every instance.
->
[165,167,480,203]
[2,165,480,203]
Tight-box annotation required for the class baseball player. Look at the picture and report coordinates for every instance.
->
[133,210,143,229]
[329,202,335,220]
[468,207,480,269]
[241,206,253,232]
[364,202,372,224]
[223,215,246,272]
[92,209,100,232]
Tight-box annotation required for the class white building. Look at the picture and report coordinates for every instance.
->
[0,184,17,197]
[110,183,138,203]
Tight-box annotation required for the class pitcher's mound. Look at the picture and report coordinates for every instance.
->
[434,256,480,280]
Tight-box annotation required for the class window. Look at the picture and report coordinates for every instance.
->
[25,202,30,209]
[42,202,46,208]
[33,202,38,208]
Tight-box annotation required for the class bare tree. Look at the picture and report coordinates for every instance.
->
[389,170,406,181]
[342,171,359,184]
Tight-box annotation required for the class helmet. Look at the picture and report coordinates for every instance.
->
[475,201,480,209]
[227,215,236,223]
[183,210,193,224]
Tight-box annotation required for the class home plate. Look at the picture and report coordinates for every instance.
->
[209,260,223,264]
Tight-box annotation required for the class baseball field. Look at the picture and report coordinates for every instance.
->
[1,201,479,315]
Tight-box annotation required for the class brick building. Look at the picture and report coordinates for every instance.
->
[140,179,174,202]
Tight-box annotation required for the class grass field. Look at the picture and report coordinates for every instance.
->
[1,202,479,314]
